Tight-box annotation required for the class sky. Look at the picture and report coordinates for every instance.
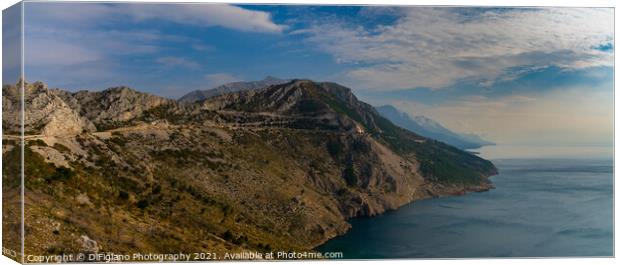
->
[2,3,614,146]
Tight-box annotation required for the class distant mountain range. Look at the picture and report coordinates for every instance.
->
[178,76,290,103]
[376,105,494,150]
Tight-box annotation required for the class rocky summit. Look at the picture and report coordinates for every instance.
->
[2,79,496,258]
[178,76,290,103]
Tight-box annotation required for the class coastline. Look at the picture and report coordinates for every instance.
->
[312,158,613,258]
[311,170,499,250]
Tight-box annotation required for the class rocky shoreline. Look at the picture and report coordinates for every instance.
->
[311,173,498,250]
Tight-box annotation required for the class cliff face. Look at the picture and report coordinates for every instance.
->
[2,80,496,257]
[2,81,96,136]
[53,86,173,130]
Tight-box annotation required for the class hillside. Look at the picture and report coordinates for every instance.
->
[2,79,496,259]
[376,105,494,149]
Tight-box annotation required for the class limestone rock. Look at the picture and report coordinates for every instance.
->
[78,235,98,253]
[2,80,96,136]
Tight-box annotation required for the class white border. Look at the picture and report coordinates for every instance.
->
[0,1,616,265]
[11,0,618,7]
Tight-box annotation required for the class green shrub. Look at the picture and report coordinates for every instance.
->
[108,136,127,147]
[2,139,17,146]
[118,190,130,200]
[52,143,71,153]
[136,199,149,209]
[222,230,234,241]
[48,167,74,182]
[28,139,47,147]
[343,166,357,187]
[326,138,342,158]
[152,185,161,194]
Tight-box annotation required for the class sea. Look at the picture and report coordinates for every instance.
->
[317,145,614,258]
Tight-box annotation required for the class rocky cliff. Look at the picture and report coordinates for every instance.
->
[53,86,173,130]
[2,80,96,136]
[2,79,496,258]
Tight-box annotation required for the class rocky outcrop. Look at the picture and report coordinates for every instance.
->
[78,235,99,254]
[2,80,96,136]
[327,134,425,218]
[55,86,172,128]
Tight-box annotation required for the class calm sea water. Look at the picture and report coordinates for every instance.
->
[317,145,614,258]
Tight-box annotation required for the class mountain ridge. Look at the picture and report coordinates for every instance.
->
[2,79,497,258]
[376,105,494,149]
[178,76,290,103]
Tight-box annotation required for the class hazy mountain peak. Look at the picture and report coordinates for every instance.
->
[411,115,444,130]
[376,105,493,149]
[263,75,283,82]
[375,105,403,118]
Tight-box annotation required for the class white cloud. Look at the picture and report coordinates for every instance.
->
[22,3,284,70]
[191,43,214,51]
[155,56,201,69]
[27,3,284,33]
[25,39,101,66]
[124,4,285,33]
[24,2,114,25]
[300,7,614,90]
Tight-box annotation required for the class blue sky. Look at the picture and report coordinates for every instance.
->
[4,3,614,145]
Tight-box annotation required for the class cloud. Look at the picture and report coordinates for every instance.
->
[22,26,167,77]
[26,3,285,33]
[191,43,214,51]
[299,7,614,90]
[25,39,101,66]
[203,73,241,87]
[20,2,284,86]
[124,4,285,33]
[25,2,114,25]
[155,56,201,69]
